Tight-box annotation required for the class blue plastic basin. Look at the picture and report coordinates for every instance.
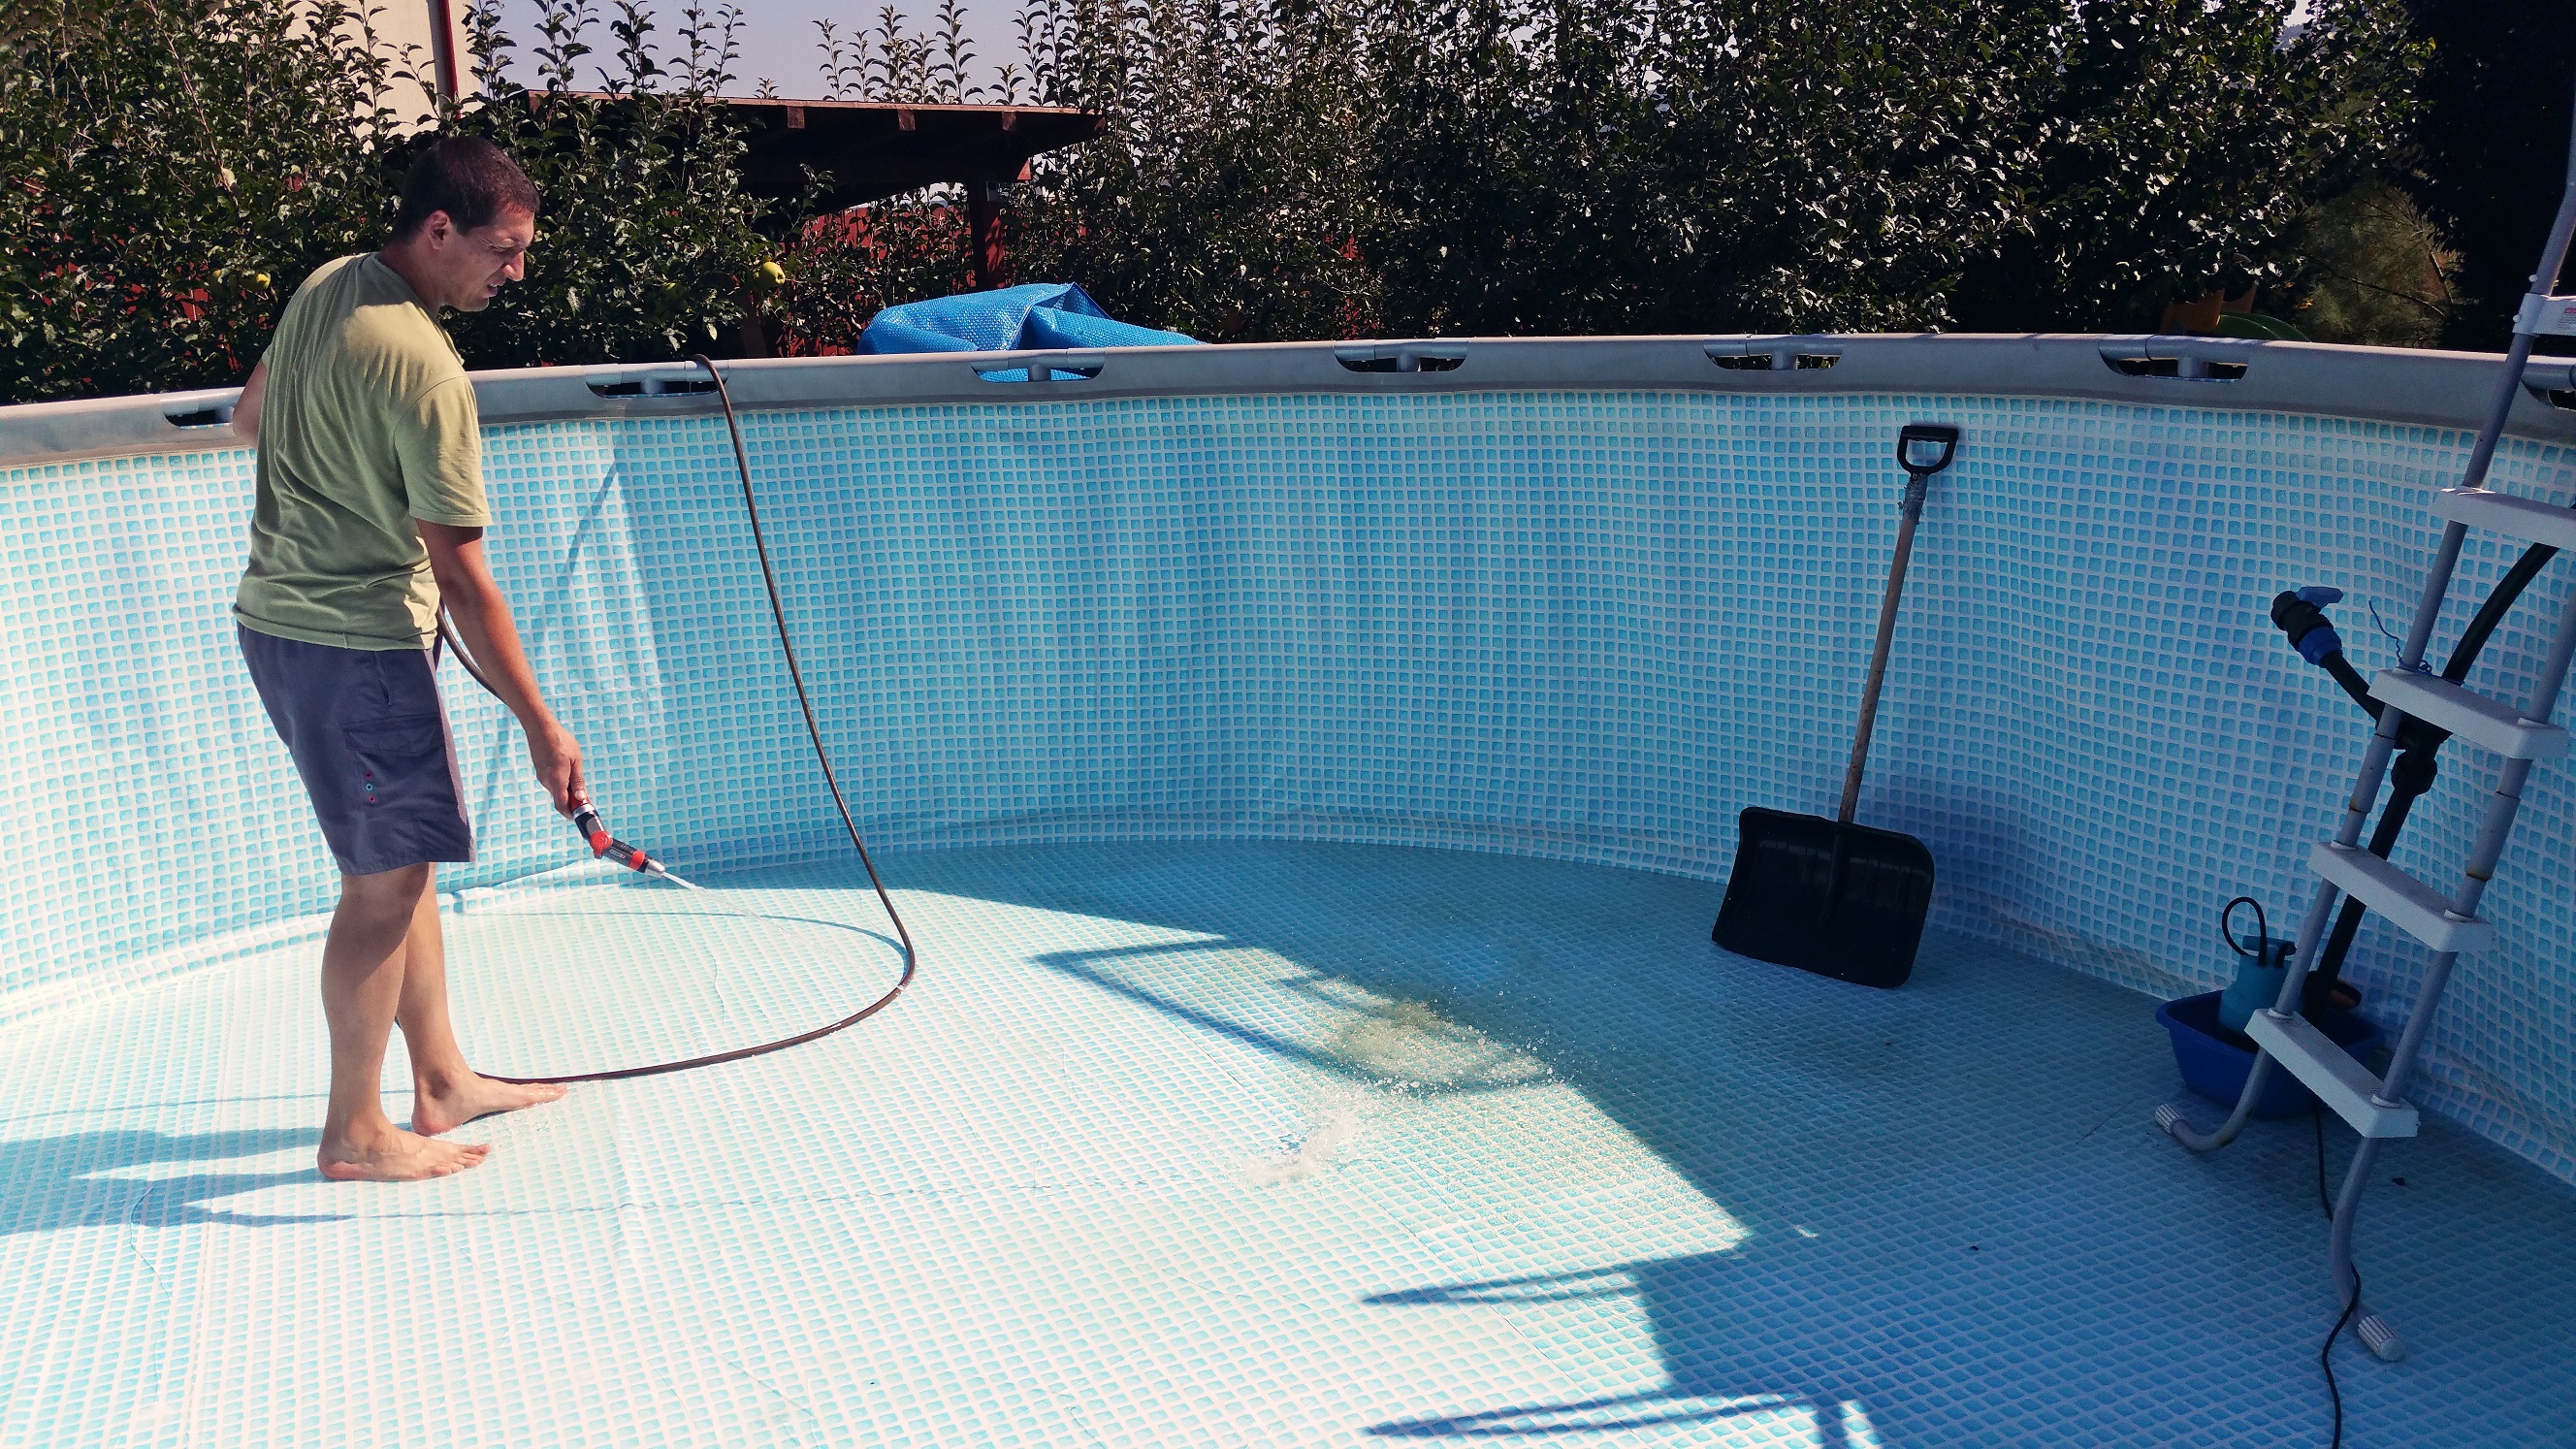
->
[2157,990,2385,1119]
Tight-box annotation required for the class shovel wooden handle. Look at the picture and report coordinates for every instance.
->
[1837,448,1944,824]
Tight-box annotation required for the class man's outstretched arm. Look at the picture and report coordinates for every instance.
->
[418,520,588,816]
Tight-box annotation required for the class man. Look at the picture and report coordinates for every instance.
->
[232,136,581,1180]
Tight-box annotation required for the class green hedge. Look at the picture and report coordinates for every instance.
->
[1007,0,2422,341]
[3,0,2430,404]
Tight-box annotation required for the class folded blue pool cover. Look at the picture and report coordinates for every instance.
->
[855,283,1200,363]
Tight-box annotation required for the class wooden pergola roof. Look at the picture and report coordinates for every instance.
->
[724,100,1107,210]
[522,95,1106,349]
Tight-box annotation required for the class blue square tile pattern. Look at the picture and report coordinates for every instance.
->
[1,388,2573,1443]
[5,390,2565,1185]
[0,842,2570,1446]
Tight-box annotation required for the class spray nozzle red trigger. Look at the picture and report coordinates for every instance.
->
[570,805,662,876]
[572,806,613,857]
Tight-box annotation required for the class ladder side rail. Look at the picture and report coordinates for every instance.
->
[2509,578,2576,736]
[2173,79,2576,1369]
[2453,110,2576,501]
[2395,524,2474,674]
[2324,466,2576,1366]
[2330,714,2406,856]
[2350,101,2576,1082]
[2329,1135,2402,1359]
[2273,879,2352,1017]
[2403,89,2576,673]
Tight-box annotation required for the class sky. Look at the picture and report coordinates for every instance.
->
[483,0,1030,101]
[477,1,2327,102]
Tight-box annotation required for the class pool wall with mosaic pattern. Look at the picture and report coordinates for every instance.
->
[6,335,2575,1184]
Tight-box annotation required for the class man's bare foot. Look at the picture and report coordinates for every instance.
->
[411,1072,567,1138]
[319,1124,491,1180]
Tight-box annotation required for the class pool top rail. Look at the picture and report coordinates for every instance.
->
[8,332,2576,469]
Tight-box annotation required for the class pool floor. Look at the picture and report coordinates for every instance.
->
[2,841,2570,1447]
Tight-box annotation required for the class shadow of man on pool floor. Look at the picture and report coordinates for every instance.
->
[0,1127,347,1234]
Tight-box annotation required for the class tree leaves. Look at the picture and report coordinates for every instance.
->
[1,0,2427,402]
[0,0,780,399]
[429,0,774,369]
[2,0,411,402]
[1003,0,2420,339]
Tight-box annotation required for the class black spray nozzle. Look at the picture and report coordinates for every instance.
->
[2271,584,2390,720]
[2270,586,2453,748]
[569,804,661,875]
[2270,586,2346,665]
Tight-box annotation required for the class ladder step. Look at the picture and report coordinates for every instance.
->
[2432,488,2576,550]
[2308,841,2496,955]
[2244,1010,2420,1139]
[2517,292,2576,338]
[2368,669,2570,760]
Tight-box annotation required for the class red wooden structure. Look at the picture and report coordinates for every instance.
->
[727,100,1105,291]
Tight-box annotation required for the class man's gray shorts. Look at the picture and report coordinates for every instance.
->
[238,625,475,876]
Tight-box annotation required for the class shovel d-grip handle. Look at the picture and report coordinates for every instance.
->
[1895,423,1959,514]
[1841,422,1963,823]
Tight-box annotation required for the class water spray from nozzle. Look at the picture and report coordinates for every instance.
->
[567,803,750,918]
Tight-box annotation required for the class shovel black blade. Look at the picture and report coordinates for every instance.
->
[1712,806,1935,989]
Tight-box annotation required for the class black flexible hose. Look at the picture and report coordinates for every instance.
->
[444,358,918,1084]
[2274,534,2562,1011]
[2303,745,2437,1013]
[2445,543,2560,685]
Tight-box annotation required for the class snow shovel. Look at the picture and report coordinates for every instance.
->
[1711,423,1958,989]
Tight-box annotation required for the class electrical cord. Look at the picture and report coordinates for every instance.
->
[2219,895,2271,960]
[439,355,918,1084]
[2213,900,2358,1446]
[2269,544,2561,1449]
[2316,1108,2360,1449]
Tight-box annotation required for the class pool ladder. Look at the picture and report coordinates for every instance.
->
[2158,101,2576,1364]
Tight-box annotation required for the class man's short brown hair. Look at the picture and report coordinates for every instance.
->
[392,136,540,240]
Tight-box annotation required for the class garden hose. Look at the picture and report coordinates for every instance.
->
[438,355,918,1084]
[2271,529,2565,1012]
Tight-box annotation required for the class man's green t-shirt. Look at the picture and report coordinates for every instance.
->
[233,253,490,651]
